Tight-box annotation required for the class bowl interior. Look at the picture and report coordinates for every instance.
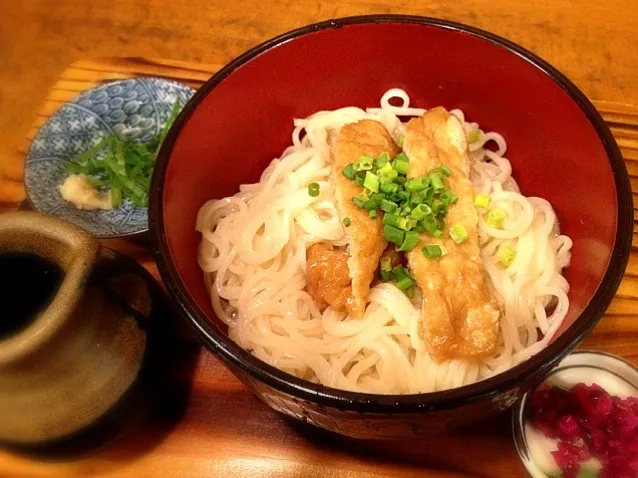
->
[157,19,624,381]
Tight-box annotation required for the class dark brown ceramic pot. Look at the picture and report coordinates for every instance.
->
[0,212,161,448]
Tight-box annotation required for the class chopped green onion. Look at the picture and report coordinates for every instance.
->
[421,215,437,233]
[380,182,398,194]
[343,217,351,227]
[379,170,398,184]
[429,172,445,192]
[414,224,426,233]
[356,189,370,202]
[486,207,507,228]
[375,152,390,169]
[363,199,379,211]
[384,225,405,246]
[111,187,122,207]
[398,230,419,251]
[354,171,366,187]
[369,209,378,219]
[380,270,392,282]
[396,135,405,148]
[380,257,392,272]
[405,177,426,192]
[352,197,365,208]
[393,176,407,185]
[422,244,443,258]
[409,194,423,206]
[449,222,468,244]
[354,155,374,171]
[438,164,452,176]
[396,190,410,202]
[308,183,320,197]
[431,199,444,216]
[410,203,432,220]
[363,172,380,193]
[399,204,412,217]
[498,246,516,267]
[392,265,409,281]
[377,162,394,176]
[468,129,481,143]
[432,229,443,238]
[474,194,491,209]
[440,190,457,206]
[392,159,410,175]
[394,152,409,163]
[397,217,412,231]
[395,276,414,291]
[405,287,415,299]
[342,164,356,179]
[383,213,400,227]
[380,199,398,213]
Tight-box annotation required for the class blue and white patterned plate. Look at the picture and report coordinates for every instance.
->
[25,77,195,237]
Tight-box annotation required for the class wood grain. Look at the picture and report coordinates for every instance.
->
[1,4,638,474]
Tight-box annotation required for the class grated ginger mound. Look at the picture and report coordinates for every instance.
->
[59,174,112,210]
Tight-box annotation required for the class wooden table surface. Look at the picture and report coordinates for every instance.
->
[1,1,638,477]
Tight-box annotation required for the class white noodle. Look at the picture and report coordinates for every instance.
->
[196,89,572,394]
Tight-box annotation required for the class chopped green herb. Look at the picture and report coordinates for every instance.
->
[392,265,409,281]
[380,257,392,272]
[398,230,419,251]
[438,164,452,176]
[429,172,445,192]
[380,182,399,194]
[486,207,507,228]
[379,270,392,282]
[422,244,443,258]
[342,164,356,179]
[383,213,401,228]
[352,197,365,208]
[467,129,481,143]
[363,172,380,193]
[410,204,432,221]
[111,187,122,207]
[342,217,351,227]
[353,155,374,171]
[392,159,410,175]
[375,152,390,169]
[474,194,491,209]
[497,246,516,267]
[308,182,320,197]
[395,276,414,291]
[384,225,405,246]
[369,209,378,220]
[380,199,398,213]
[396,134,405,148]
[394,152,409,163]
[405,177,427,192]
[63,99,182,207]
[449,222,468,244]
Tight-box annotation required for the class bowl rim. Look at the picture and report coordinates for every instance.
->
[149,14,633,413]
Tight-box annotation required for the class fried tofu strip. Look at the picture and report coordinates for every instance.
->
[325,120,400,318]
[404,108,500,361]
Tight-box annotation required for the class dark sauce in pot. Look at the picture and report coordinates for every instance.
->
[0,252,63,339]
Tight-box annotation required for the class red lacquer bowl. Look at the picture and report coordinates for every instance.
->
[150,15,632,438]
